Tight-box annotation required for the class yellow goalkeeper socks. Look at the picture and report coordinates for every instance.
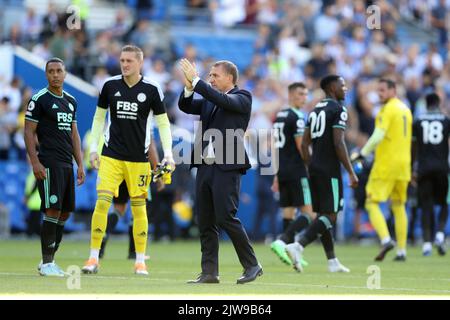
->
[90,193,113,253]
[392,202,408,251]
[366,201,390,242]
[131,198,148,258]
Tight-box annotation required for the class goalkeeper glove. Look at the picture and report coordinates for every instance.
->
[350,151,364,163]
[152,163,172,184]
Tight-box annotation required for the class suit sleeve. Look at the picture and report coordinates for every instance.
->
[178,91,203,115]
[193,79,251,114]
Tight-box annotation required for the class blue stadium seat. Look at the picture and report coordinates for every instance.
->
[7,200,26,231]
[172,33,256,70]
[63,214,86,233]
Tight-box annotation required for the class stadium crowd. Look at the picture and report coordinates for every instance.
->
[1,0,450,241]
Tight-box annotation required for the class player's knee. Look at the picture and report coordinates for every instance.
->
[95,193,113,213]
[45,208,60,219]
[59,212,70,222]
[130,198,147,219]
[282,207,296,219]
[365,200,378,212]
[300,205,316,220]
[391,201,406,213]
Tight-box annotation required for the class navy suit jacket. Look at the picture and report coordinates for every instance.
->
[178,79,252,173]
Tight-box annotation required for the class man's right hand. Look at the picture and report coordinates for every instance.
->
[184,76,194,91]
[90,152,100,170]
[32,161,46,180]
[410,171,418,187]
[349,173,359,189]
[271,176,279,193]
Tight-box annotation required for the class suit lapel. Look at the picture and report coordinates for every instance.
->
[204,86,239,128]
[205,102,216,129]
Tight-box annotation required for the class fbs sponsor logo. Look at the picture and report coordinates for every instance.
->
[116,101,138,120]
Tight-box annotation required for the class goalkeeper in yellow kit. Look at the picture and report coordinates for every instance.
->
[352,78,412,261]
[81,45,175,275]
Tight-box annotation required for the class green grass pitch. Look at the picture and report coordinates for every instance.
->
[0,239,449,297]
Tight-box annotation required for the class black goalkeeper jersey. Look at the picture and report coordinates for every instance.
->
[273,107,307,181]
[413,111,450,175]
[306,98,348,177]
[25,88,77,168]
[97,75,166,162]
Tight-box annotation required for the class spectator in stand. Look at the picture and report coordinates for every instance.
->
[305,43,335,82]
[314,4,340,42]
[209,0,246,28]
[92,67,111,92]
[40,2,60,41]
[21,7,42,46]
[0,97,16,160]
[431,0,448,48]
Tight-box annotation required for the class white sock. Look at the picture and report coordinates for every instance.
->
[423,242,432,252]
[397,249,406,256]
[328,258,338,265]
[89,249,99,261]
[381,236,392,245]
[435,232,445,244]
[136,253,145,264]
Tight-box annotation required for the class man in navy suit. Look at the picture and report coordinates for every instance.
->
[179,59,262,284]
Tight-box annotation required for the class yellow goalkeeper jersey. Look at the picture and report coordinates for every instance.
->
[371,97,412,181]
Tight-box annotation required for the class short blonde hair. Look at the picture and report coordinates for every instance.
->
[213,60,238,84]
[121,45,144,60]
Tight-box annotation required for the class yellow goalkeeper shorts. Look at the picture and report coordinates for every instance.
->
[365,178,408,204]
[97,155,151,198]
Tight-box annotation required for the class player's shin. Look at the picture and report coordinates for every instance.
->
[437,204,449,234]
[281,214,312,244]
[366,201,390,243]
[53,220,66,258]
[131,198,148,263]
[41,215,58,264]
[392,202,408,252]
[421,201,433,243]
[90,193,113,257]
[320,228,335,259]
[299,216,330,248]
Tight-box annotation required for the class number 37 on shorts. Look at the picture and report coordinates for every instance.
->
[97,155,151,197]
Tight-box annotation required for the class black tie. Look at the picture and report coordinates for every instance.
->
[210,105,218,120]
